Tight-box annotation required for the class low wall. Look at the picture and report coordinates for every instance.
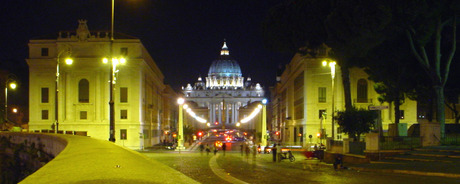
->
[0,132,67,157]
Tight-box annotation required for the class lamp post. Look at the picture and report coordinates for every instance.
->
[322,60,336,139]
[56,50,73,133]
[108,0,116,142]
[4,77,17,124]
[261,98,268,147]
[104,57,126,142]
[177,98,185,151]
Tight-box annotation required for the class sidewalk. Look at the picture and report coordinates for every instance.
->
[16,133,199,184]
[347,146,460,178]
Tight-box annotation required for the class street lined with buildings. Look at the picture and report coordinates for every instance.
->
[142,149,460,184]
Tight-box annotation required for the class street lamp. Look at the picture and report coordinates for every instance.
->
[103,57,126,142]
[177,98,185,151]
[56,49,73,133]
[261,98,268,147]
[4,77,17,124]
[322,60,336,139]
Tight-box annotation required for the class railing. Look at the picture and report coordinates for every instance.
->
[441,134,460,145]
[379,136,421,150]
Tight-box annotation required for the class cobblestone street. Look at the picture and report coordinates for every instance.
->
[141,150,459,184]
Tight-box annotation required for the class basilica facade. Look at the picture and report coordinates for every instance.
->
[182,41,265,131]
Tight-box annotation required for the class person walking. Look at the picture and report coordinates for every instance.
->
[272,144,277,162]
[199,144,204,156]
[222,143,227,156]
[213,145,218,155]
[240,144,244,156]
[205,144,210,156]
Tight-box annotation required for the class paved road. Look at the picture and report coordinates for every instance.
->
[141,150,459,184]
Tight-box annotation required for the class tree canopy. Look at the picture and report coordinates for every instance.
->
[335,107,378,141]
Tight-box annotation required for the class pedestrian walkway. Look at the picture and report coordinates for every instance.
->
[348,146,460,178]
[8,133,200,184]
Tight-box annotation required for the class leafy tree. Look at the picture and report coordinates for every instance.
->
[445,58,460,124]
[388,0,459,137]
[364,34,426,135]
[335,107,378,141]
[263,0,393,110]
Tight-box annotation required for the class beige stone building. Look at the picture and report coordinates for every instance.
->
[271,52,418,147]
[27,20,172,149]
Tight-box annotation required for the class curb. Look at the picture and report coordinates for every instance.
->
[349,167,460,178]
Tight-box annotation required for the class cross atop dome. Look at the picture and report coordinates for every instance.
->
[220,39,229,56]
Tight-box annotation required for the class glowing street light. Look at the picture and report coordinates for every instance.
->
[261,98,268,147]
[104,56,126,142]
[176,98,185,151]
[56,49,72,133]
[4,77,17,124]
[322,59,336,139]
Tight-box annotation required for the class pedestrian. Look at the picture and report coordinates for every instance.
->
[245,144,250,159]
[199,144,204,155]
[205,144,210,156]
[213,145,218,155]
[240,144,244,156]
[222,143,227,156]
[272,144,277,162]
[333,155,343,170]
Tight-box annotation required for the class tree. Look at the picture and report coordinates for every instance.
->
[263,0,394,110]
[364,34,427,135]
[335,107,378,141]
[445,58,460,124]
[389,0,459,137]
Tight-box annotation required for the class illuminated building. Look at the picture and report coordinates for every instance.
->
[182,41,265,130]
[271,48,418,147]
[27,20,175,149]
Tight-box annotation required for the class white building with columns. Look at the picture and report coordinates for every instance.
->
[182,41,265,130]
[27,20,167,149]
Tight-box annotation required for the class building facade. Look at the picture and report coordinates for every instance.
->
[271,51,418,147]
[27,20,172,149]
[182,41,265,131]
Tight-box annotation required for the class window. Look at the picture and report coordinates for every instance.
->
[120,109,128,119]
[319,109,327,119]
[78,79,89,103]
[357,79,368,103]
[120,47,128,56]
[41,88,49,103]
[80,111,87,120]
[400,110,405,119]
[120,87,128,103]
[41,48,49,56]
[42,110,49,120]
[120,129,127,140]
[318,87,326,103]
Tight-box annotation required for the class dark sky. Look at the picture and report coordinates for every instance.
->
[0,0,292,94]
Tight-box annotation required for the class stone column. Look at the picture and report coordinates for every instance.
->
[226,104,229,125]
[218,104,222,125]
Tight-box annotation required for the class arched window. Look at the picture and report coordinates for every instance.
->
[357,79,368,103]
[79,79,89,103]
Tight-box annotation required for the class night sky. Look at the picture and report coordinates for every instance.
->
[0,0,292,95]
